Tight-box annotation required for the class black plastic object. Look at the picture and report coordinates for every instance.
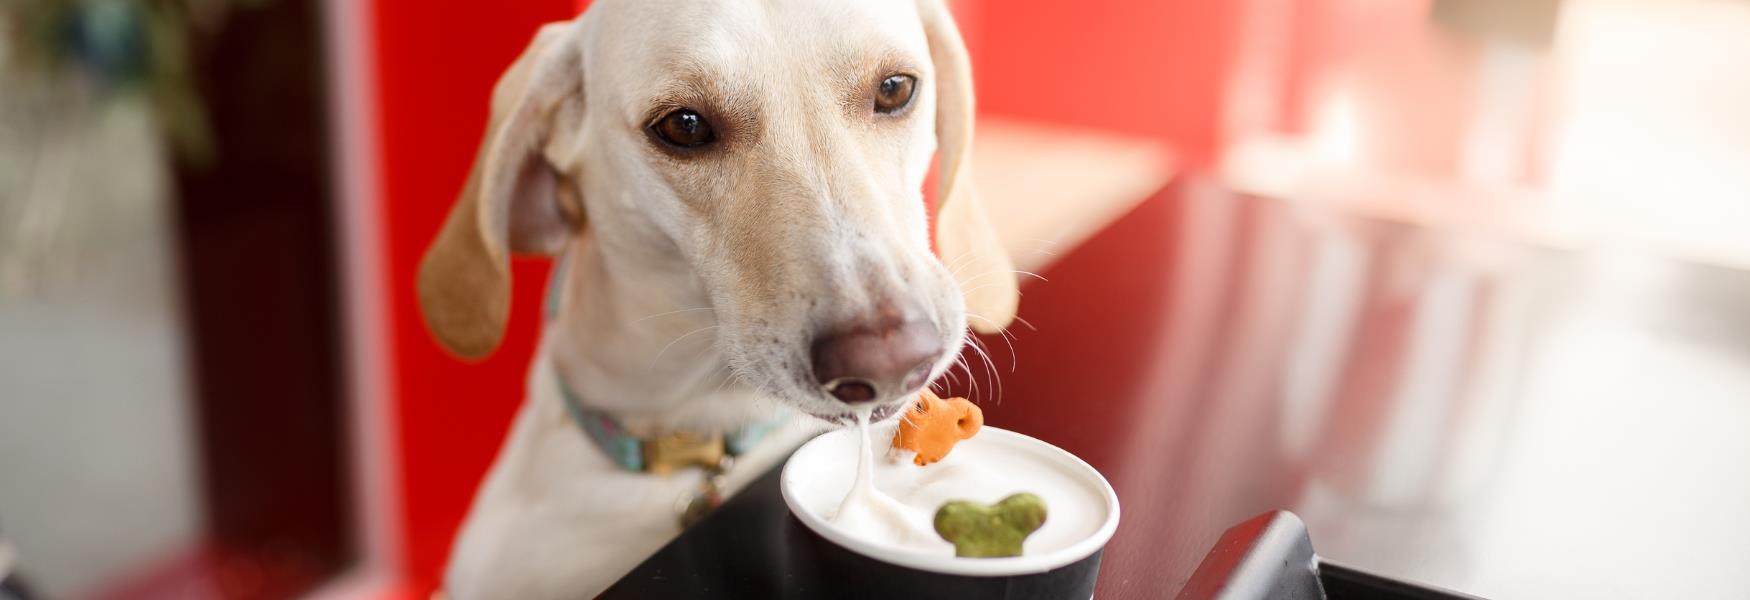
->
[599,464,1104,599]
[0,575,35,600]
[1178,511,1479,600]
[0,527,34,600]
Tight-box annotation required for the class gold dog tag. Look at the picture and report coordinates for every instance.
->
[643,432,727,476]
[679,467,730,528]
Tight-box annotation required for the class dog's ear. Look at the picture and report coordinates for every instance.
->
[918,0,1017,334]
[418,22,586,359]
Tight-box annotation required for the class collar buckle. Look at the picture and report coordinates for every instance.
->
[642,432,728,476]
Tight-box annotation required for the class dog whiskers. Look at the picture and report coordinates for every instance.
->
[963,331,1002,406]
[626,306,716,326]
[953,350,980,403]
[965,313,1021,373]
[958,279,1030,300]
[959,339,987,404]
[940,366,961,387]
[956,268,1048,287]
[941,250,979,279]
[897,402,921,431]
[650,324,720,367]
[1022,238,1061,258]
[709,363,744,397]
[982,343,1003,405]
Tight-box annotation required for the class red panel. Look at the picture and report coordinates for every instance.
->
[963,0,1241,166]
[368,0,577,590]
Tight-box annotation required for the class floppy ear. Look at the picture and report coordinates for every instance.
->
[418,22,586,359]
[918,0,1018,334]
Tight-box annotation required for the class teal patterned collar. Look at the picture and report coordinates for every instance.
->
[551,367,787,473]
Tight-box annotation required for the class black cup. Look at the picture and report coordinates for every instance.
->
[788,515,1106,600]
[780,426,1120,600]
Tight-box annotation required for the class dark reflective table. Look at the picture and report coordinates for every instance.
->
[611,177,1750,599]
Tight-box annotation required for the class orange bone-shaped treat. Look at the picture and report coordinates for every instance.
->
[891,390,983,466]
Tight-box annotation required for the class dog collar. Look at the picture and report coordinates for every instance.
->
[552,364,787,474]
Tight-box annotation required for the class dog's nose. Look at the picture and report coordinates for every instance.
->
[811,302,943,404]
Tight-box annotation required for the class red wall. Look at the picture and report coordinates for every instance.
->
[964,0,1238,166]
[368,0,577,589]
[367,0,1237,591]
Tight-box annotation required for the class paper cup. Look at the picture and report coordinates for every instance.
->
[781,424,1120,599]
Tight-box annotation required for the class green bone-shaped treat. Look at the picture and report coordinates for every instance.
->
[933,493,1047,558]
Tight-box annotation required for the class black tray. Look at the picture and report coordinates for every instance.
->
[601,464,1480,599]
[1177,511,1480,600]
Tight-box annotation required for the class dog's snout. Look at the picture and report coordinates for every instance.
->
[811,302,942,404]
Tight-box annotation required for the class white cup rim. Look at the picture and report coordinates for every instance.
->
[781,425,1121,576]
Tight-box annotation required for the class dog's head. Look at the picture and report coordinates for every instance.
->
[417,0,1016,425]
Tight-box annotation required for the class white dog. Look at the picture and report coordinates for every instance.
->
[416,0,1018,596]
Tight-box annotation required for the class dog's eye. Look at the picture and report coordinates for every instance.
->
[874,74,917,114]
[651,109,716,148]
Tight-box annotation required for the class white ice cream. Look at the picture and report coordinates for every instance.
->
[817,413,1105,558]
[826,411,949,551]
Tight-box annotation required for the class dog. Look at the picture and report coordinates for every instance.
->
[416,0,1018,596]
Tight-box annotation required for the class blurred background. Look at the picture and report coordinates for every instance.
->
[1,0,1747,598]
